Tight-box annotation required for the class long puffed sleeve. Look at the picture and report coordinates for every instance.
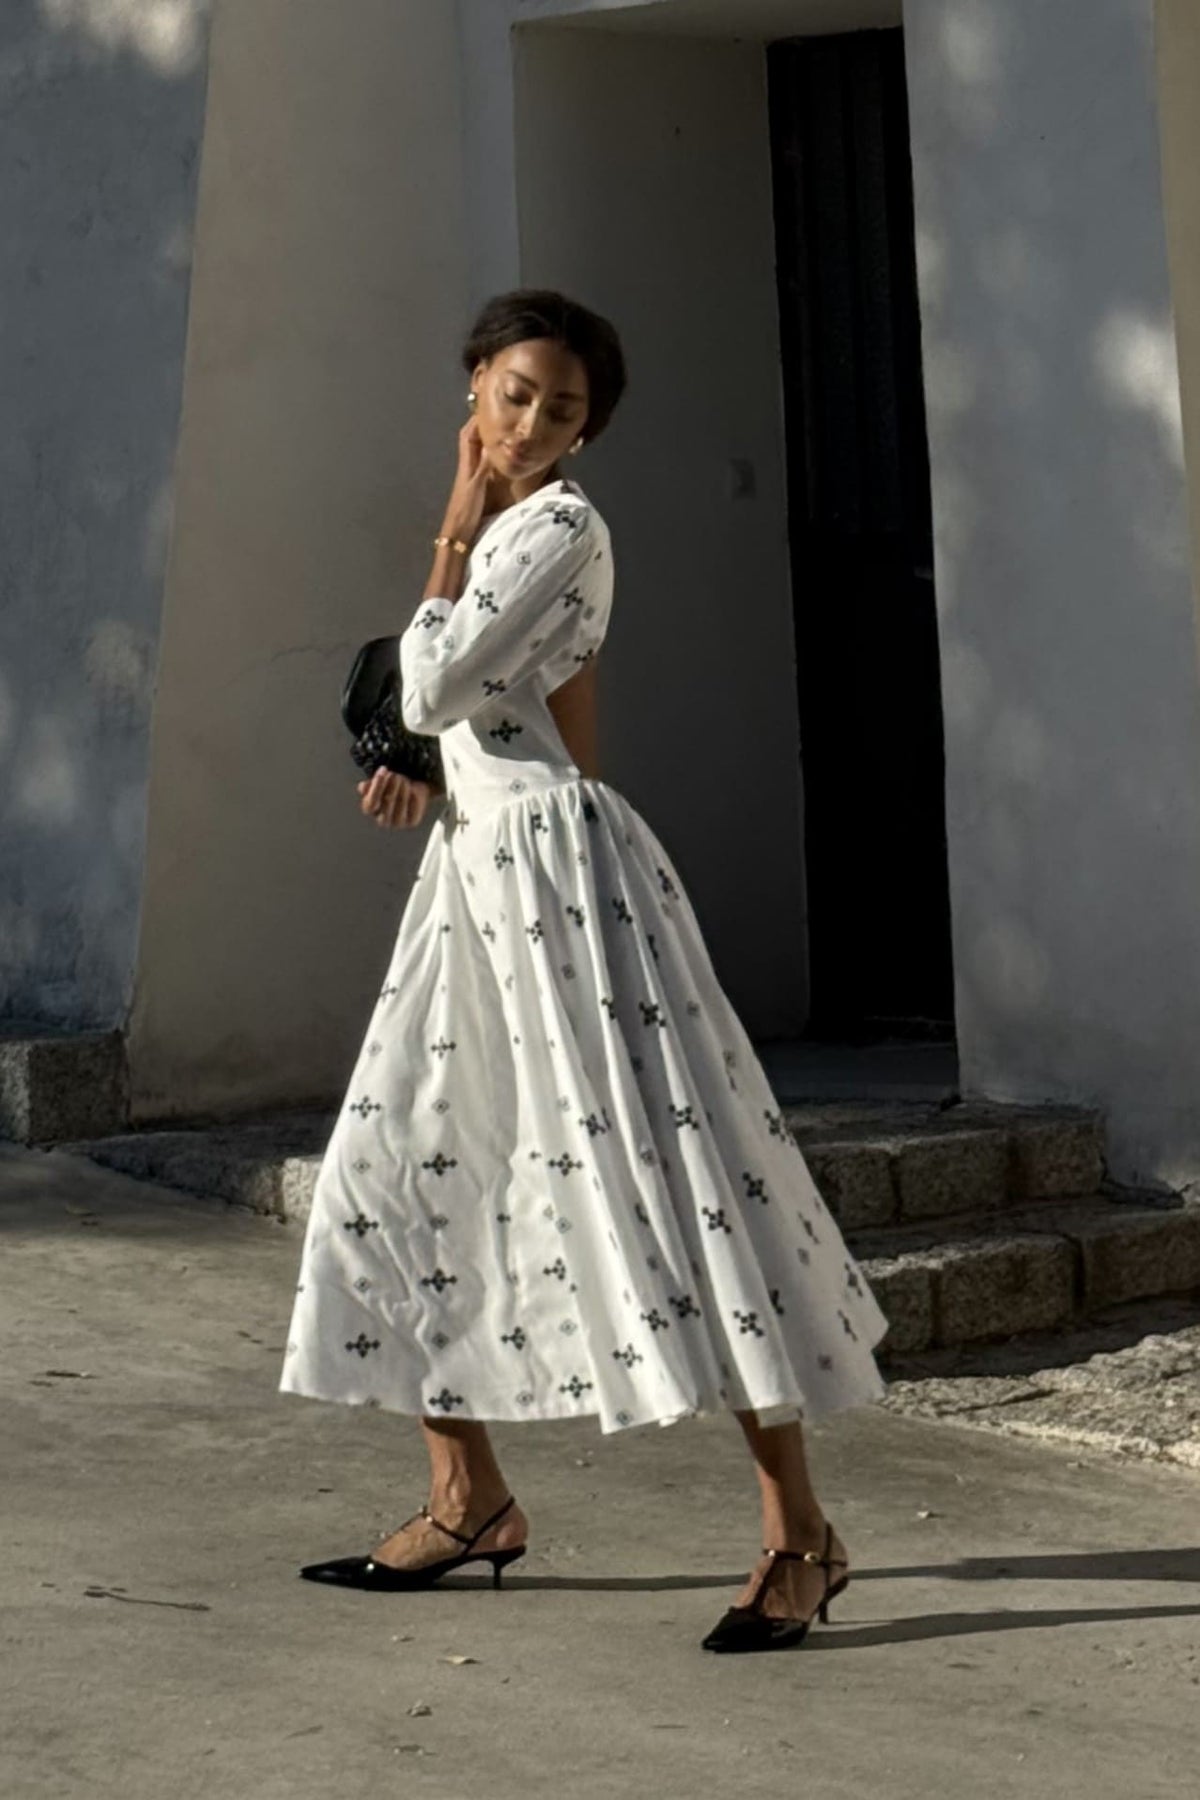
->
[398,492,607,735]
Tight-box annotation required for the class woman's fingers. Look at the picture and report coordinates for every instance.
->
[359,769,434,829]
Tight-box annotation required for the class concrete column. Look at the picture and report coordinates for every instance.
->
[128,0,471,1120]
[904,0,1200,1186]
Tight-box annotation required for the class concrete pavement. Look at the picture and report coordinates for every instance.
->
[3,1142,1199,1800]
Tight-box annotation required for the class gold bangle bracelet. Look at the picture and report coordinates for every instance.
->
[433,534,470,556]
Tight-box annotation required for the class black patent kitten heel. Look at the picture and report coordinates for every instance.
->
[300,1495,526,1591]
[701,1522,849,1654]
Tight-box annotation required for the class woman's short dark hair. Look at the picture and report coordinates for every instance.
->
[462,289,627,445]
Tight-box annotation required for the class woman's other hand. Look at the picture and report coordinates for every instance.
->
[358,769,434,829]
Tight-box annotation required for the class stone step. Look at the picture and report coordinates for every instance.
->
[66,1113,334,1222]
[68,1097,1106,1231]
[786,1098,1106,1229]
[857,1195,1200,1357]
[0,1027,129,1143]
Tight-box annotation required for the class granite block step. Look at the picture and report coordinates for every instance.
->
[69,1099,1108,1235]
[858,1193,1200,1357]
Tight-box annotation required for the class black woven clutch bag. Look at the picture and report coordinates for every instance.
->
[341,635,444,789]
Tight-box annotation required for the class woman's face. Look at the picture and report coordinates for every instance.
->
[472,339,590,484]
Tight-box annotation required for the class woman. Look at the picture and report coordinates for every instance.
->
[280,290,888,1653]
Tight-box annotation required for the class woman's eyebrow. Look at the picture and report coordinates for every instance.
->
[505,373,586,403]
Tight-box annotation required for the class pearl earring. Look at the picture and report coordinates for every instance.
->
[467,390,478,409]
[569,437,583,456]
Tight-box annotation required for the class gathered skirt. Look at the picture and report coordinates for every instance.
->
[279,777,888,1434]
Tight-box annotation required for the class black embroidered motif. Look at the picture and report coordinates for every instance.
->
[638,1000,666,1029]
[489,719,523,743]
[547,1152,582,1176]
[838,1309,859,1341]
[379,982,400,1000]
[419,1268,457,1293]
[348,1096,382,1120]
[656,866,679,897]
[481,922,497,943]
[582,799,599,823]
[343,1213,379,1238]
[733,1309,765,1338]
[345,1333,380,1358]
[560,1374,593,1399]
[422,1153,458,1177]
[562,586,584,608]
[612,1343,643,1368]
[668,1293,700,1320]
[530,811,547,833]
[430,1038,457,1058]
[415,607,442,630]
[572,647,596,665]
[669,1103,699,1130]
[526,919,545,943]
[686,1001,702,1018]
[600,995,617,1018]
[474,588,499,613]
[482,676,507,695]
[769,1288,786,1317]
[565,904,585,927]
[427,1388,465,1412]
[845,1263,863,1295]
[429,1213,448,1230]
[543,1258,568,1281]
[611,896,633,924]
[579,1112,608,1137]
[640,1308,670,1333]
[818,1353,834,1372]
[742,1172,769,1204]
[501,1327,527,1351]
[647,932,660,962]
[799,1212,820,1243]
[703,1206,732,1234]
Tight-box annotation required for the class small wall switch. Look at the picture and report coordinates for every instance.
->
[728,457,756,500]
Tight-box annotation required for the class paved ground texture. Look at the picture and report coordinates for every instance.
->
[3,1143,1200,1800]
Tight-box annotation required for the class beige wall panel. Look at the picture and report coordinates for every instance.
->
[513,26,809,1036]
[130,0,470,1118]
[1157,0,1200,668]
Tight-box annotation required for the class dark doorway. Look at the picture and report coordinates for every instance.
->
[768,28,954,1041]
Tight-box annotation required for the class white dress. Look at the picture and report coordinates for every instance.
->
[280,477,888,1434]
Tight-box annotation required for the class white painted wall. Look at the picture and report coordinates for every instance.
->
[129,0,471,1119]
[513,25,809,1035]
[904,0,1200,1186]
[0,0,211,1032]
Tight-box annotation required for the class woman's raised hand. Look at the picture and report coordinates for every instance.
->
[440,417,492,546]
[358,769,433,829]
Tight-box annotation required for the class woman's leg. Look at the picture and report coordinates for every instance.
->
[373,1418,528,1569]
[731,1410,849,1617]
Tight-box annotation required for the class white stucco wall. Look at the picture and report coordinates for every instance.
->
[0,0,211,1030]
[904,0,1200,1186]
[513,25,809,1035]
[128,0,471,1119]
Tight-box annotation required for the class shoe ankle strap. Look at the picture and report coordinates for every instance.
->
[422,1494,516,1550]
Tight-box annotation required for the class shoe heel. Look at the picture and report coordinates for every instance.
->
[818,1574,850,1625]
[489,1547,526,1590]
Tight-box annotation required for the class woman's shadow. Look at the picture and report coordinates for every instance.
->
[443,1545,1200,1647]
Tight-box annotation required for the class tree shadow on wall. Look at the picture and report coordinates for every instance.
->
[0,0,211,1031]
